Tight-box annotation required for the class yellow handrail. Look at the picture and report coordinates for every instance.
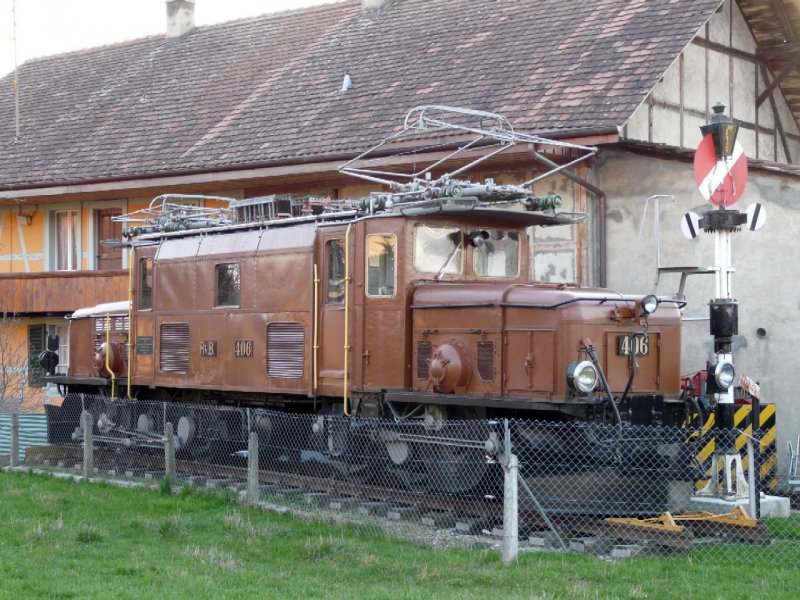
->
[343,224,352,416]
[313,263,319,396]
[126,251,134,399]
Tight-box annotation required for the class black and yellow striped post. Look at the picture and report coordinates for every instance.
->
[693,403,777,493]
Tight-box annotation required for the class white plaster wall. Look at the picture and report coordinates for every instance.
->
[598,148,799,480]
[622,0,800,167]
[683,43,707,113]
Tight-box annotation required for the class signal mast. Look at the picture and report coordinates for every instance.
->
[686,102,765,500]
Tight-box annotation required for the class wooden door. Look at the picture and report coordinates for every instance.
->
[97,208,122,270]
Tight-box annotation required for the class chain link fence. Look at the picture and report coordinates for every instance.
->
[10,394,800,563]
[0,410,47,465]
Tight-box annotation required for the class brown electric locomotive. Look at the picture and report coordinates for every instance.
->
[56,203,684,423]
[42,107,707,504]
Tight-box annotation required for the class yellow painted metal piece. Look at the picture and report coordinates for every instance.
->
[605,512,685,533]
[671,506,759,528]
[606,506,760,532]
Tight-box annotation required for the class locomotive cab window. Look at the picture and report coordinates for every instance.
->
[414,224,462,276]
[139,257,153,310]
[473,229,520,278]
[326,240,345,304]
[366,234,396,297]
[215,263,241,307]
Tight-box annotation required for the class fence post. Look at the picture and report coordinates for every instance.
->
[164,422,176,482]
[82,411,93,478]
[502,453,519,566]
[247,431,259,505]
[10,412,19,467]
[746,436,760,519]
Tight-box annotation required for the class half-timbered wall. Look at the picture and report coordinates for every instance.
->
[624,0,800,165]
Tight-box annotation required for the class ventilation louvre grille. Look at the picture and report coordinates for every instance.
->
[267,322,304,379]
[477,341,495,381]
[417,341,432,379]
[160,322,190,374]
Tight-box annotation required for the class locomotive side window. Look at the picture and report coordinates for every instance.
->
[326,240,345,304]
[414,225,462,276]
[366,234,396,297]
[215,263,241,307]
[474,230,520,278]
[139,257,153,310]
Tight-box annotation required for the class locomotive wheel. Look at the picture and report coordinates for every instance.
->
[324,419,385,484]
[253,410,277,461]
[341,431,384,485]
[385,406,490,494]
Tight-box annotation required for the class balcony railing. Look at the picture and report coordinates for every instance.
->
[0,269,128,315]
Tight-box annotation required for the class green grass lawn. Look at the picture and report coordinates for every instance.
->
[0,470,797,599]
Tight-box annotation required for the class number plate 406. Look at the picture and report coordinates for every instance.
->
[617,334,649,356]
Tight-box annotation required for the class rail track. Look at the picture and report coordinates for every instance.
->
[24,443,773,555]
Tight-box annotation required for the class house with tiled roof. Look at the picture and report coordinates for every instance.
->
[0,0,798,464]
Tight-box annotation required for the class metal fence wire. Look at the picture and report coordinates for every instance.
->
[13,394,800,561]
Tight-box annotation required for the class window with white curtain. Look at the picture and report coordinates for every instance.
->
[55,210,79,271]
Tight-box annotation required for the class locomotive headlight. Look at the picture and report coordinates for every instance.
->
[567,361,598,394]
[711,359,736,391]
[641,294,659,316]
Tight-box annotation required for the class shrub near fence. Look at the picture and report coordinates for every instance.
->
[13,395,800,564]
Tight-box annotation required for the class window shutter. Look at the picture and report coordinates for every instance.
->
[28,324,47,387]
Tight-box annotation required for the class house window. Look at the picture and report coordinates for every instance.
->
[48,323,69,376]
[215,263,240,307]
[55,210,79,271]
[139,257,153,310]
[326,240,345,304]
[366,234,396,297]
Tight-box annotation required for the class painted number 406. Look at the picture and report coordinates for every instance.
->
[617,334,649,356]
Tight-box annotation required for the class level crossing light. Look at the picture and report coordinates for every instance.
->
[700,102,739,160]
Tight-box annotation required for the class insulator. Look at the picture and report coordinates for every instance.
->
[525,194,563,211]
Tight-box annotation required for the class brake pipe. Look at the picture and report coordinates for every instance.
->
[105,312,117,399]
[580,338,621,428]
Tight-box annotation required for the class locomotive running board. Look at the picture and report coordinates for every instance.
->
[383,390,585,414]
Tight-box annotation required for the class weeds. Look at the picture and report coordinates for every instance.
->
[75,524,105,544]
[25,522,45,542]
[158,476,173,496]
[158,514,185,539]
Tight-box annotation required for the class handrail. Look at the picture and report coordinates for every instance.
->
[313,263,320,399]
[127,253,134,399]
[343,224,353,417]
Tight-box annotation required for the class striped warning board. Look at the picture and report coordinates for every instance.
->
[690,403,777,491]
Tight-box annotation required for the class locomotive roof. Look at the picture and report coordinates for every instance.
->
[131,204,583,246]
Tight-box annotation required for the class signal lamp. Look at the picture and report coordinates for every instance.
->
[567,361,598,394]
[707,357,736,392]
[700,102,739,160]
[640,294,658,316]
